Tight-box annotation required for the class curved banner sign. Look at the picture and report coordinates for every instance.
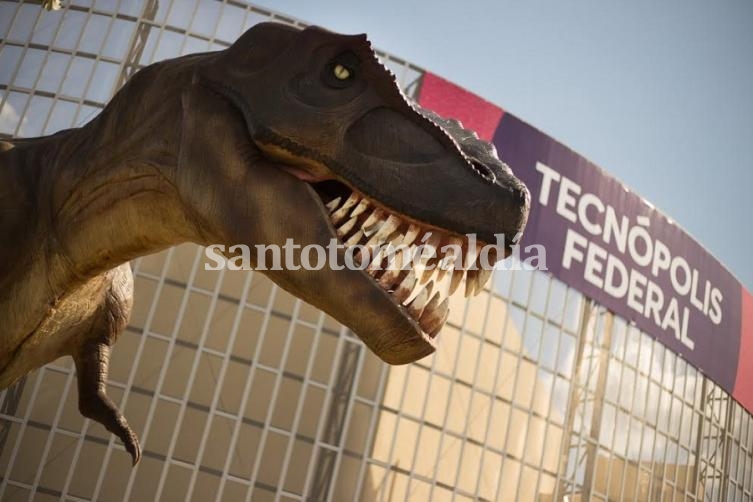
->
[418,72,753,413]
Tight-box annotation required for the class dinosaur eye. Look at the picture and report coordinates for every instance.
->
[323,51,359,89]
[333,64,351,80]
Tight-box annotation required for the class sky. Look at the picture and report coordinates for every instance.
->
[253,0,753,290]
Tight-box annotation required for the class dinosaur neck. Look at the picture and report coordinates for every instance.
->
[15,107,199,294]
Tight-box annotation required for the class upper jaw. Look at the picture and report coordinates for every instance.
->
[255,129,530,247]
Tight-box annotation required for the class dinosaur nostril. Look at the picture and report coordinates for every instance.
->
[471,161,496,183]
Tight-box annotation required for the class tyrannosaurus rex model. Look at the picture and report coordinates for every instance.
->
[0,23,529,465]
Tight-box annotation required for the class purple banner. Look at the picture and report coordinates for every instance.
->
[493,113,742,390]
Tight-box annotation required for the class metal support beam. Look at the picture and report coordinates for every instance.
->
[719,394,735,502]
[691,376,707,498]
[309,338,361,501]
[117,0,159,88]
[581,310,614,499]
[554,298,595,499]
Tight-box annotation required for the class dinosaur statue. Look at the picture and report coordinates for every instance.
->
[0,22,529,465]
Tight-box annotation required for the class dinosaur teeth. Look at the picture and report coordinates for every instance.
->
[337,216,358,238]
[424,280,436,300]
[435,254,451,283]
[419,294,449,336]
[485,247,500,267]
[366,214,400,247]
[449,268,465,295]
[366,246,388,273]
[401,223,421,247]
[326,197,342,212]
[350,199,371,217]
[330,193,361,223]
[428,301,450,338]
[375,215,401,241]
[394,270,416,304]
[408,233,437,286]
[464,270,477,297]
[444,236,465,262]
[461,247,475,271]
[362,209,385,232]
[390,234,405,249]
[331,205,351,225]
[429,320,445,339]
[345,229,365,247]
[465,266,494,297]
[325,189,502,339]
[422,291,442,317]
[342,192,361,211]
[407,287,429,319]
[378,251,404,289]
[363,221,383,239]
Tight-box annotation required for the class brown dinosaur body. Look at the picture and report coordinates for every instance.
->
[0,23,529,465]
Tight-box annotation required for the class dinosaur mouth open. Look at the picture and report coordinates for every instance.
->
[313,180,498,339]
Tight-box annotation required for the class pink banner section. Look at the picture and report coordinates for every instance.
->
[734,288,753,411]
[418,70,753,415]
[418,73,503,141]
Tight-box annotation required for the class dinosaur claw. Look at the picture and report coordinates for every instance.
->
[123,429,142,466]
[132,449,141,466]
[78,389,142,465]
[75,342,142,466]
[111,412,142,465]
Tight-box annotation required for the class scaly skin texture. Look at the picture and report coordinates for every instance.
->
[0,23,529,465]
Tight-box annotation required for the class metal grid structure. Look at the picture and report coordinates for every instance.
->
[1,1,752,500]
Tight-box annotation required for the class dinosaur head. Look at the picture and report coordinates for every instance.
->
[193,23,529,363]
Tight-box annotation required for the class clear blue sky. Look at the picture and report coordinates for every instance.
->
[255,0,753,289]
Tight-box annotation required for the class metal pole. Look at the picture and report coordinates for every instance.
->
[581,310,614,499]
[691,377,707,498]
[719,395,734,502]
[309,337,361,500]
[116,0,159,89]
[554,298,594,499]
